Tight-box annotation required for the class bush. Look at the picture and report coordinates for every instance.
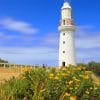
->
[87,61,100,76]
[0,66,100,100]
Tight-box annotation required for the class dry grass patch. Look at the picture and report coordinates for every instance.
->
[91,74,100,85]
[0,67,21,83]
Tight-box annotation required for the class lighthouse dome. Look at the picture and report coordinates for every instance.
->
[61,2,71,9]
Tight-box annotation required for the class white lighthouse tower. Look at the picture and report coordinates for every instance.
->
[58,0,76,67]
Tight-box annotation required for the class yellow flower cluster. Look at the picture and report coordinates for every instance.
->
[64,93,76,100]
[85,90,89,94]
[70,96,76,100]
[93,84,97,90]
[66,80,73,88]
[65,92,70,96]
[49,73,59,80]
[79,74,89,79]
[49,73,54,79]
[85,71,92,74]
[54,76,59,80]
[61,67,66,71]
[48,66,96,99]
[72,77,80,82]
[61,73,68,78]
[21,67,31,73]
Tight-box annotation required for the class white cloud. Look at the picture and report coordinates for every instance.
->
[76,34,100,48]
[0,18,38,34]
[75,25,100,62]
[75,25,100,48]
[76,49,100,63]
[0,46,58,65]
[42,32,59,46]
[77,50,100,58]
[75,25,92,37]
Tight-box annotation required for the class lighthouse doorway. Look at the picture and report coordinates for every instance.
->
[62,62,65,67]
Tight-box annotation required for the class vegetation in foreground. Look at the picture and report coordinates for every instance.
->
[0,65,100,100]
[78,61,100,76]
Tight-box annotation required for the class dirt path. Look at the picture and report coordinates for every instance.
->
[0,67,21,83]
[91,74,100,85]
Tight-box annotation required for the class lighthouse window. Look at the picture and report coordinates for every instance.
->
[63,51,65,53]
[63,33,65,35]
[63,20,66,25]
[63,41,65,44]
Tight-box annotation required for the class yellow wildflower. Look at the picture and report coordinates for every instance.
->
[85,71,92,74]
[85,91,89,94]
[77,67,81,71]
[66,85,70,88]
[76,85,79,87]
[49,77,53,79]
[90,87,92,90]
[70,96,76,100]
[49,73,54,79]
[69,81,73,85]
[65,93,70,96]
[54,76,59,80]
[62,67,66,71]
[75,78,80,82]
[40,89,46,93]
[70,88,73,90]
[49,73,54,77]
[73,77,76,80]
[75,87,78,89]
[94,87,97,90]
[79,75,84,78]
[61,73,67,77]
[84,75,89,79]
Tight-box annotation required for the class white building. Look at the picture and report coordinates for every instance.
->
[58,1,76,67]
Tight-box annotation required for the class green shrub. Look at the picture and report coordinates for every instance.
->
[0,66,100,100]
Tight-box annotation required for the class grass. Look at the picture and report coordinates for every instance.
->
[0,67,100,85]
[0,66,100,100]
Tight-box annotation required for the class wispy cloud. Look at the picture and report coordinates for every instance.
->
[0,18,38,34]
[0,46,58,65]
[76,34,100,48]
[75,25,100,48]
[75,25,100,62]
[75,25,94,37]
[41,32,59,47]
[76,48,100,63]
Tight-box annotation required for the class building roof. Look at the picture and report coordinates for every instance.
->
[61,2,71,9]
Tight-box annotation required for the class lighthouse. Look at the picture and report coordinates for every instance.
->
[58,1,76,67]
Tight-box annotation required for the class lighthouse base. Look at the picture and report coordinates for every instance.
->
[59,60,76,67]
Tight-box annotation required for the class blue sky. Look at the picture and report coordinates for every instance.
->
[0,0,100,66]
